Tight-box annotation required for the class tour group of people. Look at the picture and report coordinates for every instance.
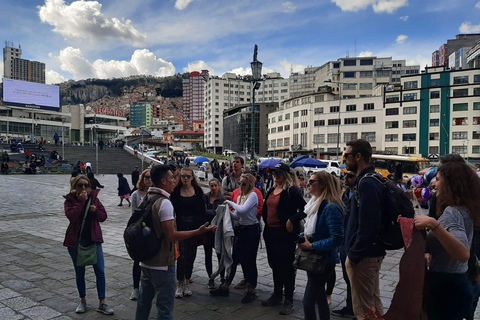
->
[61,138,480,320]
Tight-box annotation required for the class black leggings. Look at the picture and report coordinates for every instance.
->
[176,237,198,281]
[227,224,260,288]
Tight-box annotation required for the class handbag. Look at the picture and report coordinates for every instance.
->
[293,247,328,274]
[76,198,98,267]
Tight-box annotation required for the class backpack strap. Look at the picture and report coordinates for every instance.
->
[354,172,385,207]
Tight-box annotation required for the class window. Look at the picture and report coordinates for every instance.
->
[385,147,398,154]
[404,93,417,101]
[294,123,299,129]
[315,95,324,102]
[344,60,356,66]
[314,120,325,126]
[386,108,399,116]
[360,59,373,65]
[430,105,440,113]
[360,71,373,78]
[429,146,439,154]
[430,91,440,99]
[403,133,416,141]
[301,122,308,128]
[452,146,468,154]
[453,76,469,84]
[330,106,339,113]
[475,102,480,110]
[430,79,441,87]
[404,81,418,89]
[314,107,324,114]
[403,120,417,128]
[285,113,291,119]
[361,132,376,142]
[344,132,358,142]
[473,146,480,153]
[284,137,290,145]
[475,75,480,83]
[294,111,299,117]
[301,109,308,116]
[277,126,283,132]
[453,117,468,125]
[270,140,276,148]
[474,132,480,139]
[344,72,356,78]
[343,83,357,90]
[364,103,374,110]
[453,103,468,111]
[346,104,356,111]
[453,89,468,97]
[474,117,480,125]
[344,118,358,125]
[284,124,290,131]
[386,95,399,102]
[328,133,340,143]
[278,115,282,121]
[359,83,373,90]
[362,117,376,124]
[403,106,417,114]
[429,133,439,140]
[277,139,283,147]
[430,119,440,127]
[385,134,398,142]
[328,119,341,126]
[385,121,399,129]
[313,134,325,144]
[377,70,391,77]
[474,88,480,96]
[271,127,277,133]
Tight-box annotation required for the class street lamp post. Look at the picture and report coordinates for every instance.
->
[61,117,65,161]
[250,44,263,163]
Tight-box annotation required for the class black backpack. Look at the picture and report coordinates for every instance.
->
[124,193,166,261]
[355,173,415,250]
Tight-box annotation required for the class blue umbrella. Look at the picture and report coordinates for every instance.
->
[193,156,210,163]
[259,158,281,169]
[289,155,309,167]
[289,158,327,169]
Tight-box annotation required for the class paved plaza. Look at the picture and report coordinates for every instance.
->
[0,174,476,319]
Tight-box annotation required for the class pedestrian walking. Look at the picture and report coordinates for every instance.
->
[87,172,104,191]
[131,166,140,193]
[117,173,131,207]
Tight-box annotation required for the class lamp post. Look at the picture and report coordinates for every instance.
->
[93,125,99,175]
[61,117,65,161]
[250,44,263,163]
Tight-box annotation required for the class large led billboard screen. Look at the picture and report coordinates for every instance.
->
[3,78,60,111]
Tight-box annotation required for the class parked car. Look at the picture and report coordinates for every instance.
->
[305,160,341,177]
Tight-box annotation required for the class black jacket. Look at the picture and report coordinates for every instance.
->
[171,185,206,231]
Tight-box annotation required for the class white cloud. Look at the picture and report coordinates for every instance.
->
[359,51,373,57]
[175,0,195,10]
[183,61,214,73]
[476,1,480,9]
[51,47,176,80]
[279,60,305,75]
[331,0,408,13]
[396,34,408,44]
[46,70,67,84]
[282,2,297,13]
[460,22,480,33]
[38,0,146,47]
[399,15,408,21]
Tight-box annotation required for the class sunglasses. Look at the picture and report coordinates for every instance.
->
[144,176,151,179]
[181,175,192,179]
[240,182,248,187]
[307,180,318,185]
[76,183,90,188]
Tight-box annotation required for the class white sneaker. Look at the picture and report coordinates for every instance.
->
[183,282,192,296]
[175,282,184,298]
[130,288,139,301]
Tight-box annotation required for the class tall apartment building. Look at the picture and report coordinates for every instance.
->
[432,34,480,67]
[3,42,45,84]
[130,103,152,129]
[467,40,480,68]
[203,72,288,153]
[289,57,419,98]
[182,70,209,126]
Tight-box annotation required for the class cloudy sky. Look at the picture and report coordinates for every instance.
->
[1,0,479,84]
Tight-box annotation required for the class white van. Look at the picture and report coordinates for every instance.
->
[305,160,341,177]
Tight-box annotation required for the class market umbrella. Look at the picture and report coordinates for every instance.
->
[193,156,210,163]
[259,158,281,169]
[289,158,327,169]
[289,155,309,167]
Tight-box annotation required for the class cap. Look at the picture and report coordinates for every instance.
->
[134,166,139,168]
[271,163,290,173]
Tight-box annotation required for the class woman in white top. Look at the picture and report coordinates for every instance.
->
[210,173,260,304]
[128,169,152,301]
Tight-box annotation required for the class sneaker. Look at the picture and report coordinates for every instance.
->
[208,279,215,289]
[97,303,114,315]
[279,300,295,315]
[241,290,258,303]
[210,286,229,297]
[130,288,139,301]
[234,279,247,289]
[262,295,283,306]
[183,283,192,296]
[331,307,355,318]
[75,301,87,314]
[175,282,184,298]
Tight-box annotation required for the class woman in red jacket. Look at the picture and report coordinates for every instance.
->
[64,175,114,315]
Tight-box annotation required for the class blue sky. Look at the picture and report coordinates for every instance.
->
[1,0,479,84]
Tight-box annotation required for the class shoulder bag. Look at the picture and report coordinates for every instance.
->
[293,247,327,274]
[76,198,98,267]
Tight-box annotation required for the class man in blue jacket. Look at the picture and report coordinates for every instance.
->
[344,139,386,320]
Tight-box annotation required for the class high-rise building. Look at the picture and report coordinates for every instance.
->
[182,70,209,126]
[432,34,480,67]
[3,42,45,84]
[467,40,480,69]
[130,103,152,129]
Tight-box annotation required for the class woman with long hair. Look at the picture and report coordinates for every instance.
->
[204,178,226,288]
[63,175,114,315]
[128,169,153,301]
[261,163,306,315]
[415,161,480,320]
[298,171,344,320]
[170,167,206,298]
[210,173,260,303]
[87,172,104,191]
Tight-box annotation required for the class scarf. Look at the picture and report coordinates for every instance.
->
[303,195,322,237]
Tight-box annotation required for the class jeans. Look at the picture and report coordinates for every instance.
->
[227,224,260,288]
[135,265,176,320]
[67,241,106,300]
[303,264,335,320]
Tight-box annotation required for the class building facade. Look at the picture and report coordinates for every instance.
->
[129,103,152,129]
[432,34,480,67]
[3,42,45,84]
[182,70,209,126]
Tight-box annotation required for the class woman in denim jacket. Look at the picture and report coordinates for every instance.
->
[297,171,344,320]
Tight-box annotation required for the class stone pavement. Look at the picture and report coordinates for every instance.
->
[0,174,473,320]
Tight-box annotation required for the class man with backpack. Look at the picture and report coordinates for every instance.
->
[134,165,217,320]
[344,139,386,320]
